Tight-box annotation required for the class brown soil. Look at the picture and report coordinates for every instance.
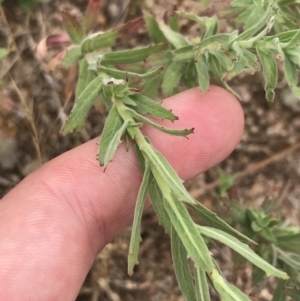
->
[0,1,299,301]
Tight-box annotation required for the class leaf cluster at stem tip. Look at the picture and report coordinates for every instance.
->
[59,0,299,299]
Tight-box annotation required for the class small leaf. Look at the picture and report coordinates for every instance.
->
[62,45,83,67]
[162,61,185,97]
[148,177,171,234]
[158,22,189,49]
[81,17,145,54]
[124,107,193,137]
[144,12,167,43]
[142,75,162,99]
[98,104,123,165]
[60,76,102,135]
[130,93,177,121]
[283,53,300,98]
[209,268,252,301]
[256,46,278,101]
[195,266,211,301]
[76,59,97,99]
[176,11,218,39]
[101,120,129,169]
[197,226,289,279]
[164,192,214,272]
[171,227,197,301]
[195,53,210,91]
[187,203,254,244]
[128,160,151,275]
[82,0,102,33]
[96,65,163,79]
[173,45,195,62]
[61,11,85,44]
[101,43,167,65]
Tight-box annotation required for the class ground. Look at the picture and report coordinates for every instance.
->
[0,0,299,300]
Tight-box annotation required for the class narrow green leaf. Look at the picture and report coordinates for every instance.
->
[101,120,129,169]
[171,227,197,301]
[197,226,289,279]
[176,11,218,39]
[195,54,210,91]
[283,29,300,49]
[256,46,278,101]
[82,0,101,33]
[158,22,190,49]
[187,203,254,244]
[128,160,151,276]
[99,105,123,166]
[144,12,167,43]
[76,59,97,99]
[96,65,163,79]
[81,17,145,53]
[60,76,102,135]
[62,45,83,67]
[122,96,137,107]
[130,93,178,121]
[195,266,211,301]
[148,177,171,234]
[101,44,167,65]
[210,268,252,301]
[61,11,85,44]
[196,33,235,58]
[162,61,185,97]
[173,45,195,62]
[209,50,232,71]
[163,191,214,271]
[124,107,194,137]
[283,53,300,98]
[142,75,162,99]
[272,279,286,301]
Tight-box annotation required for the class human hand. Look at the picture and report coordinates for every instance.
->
[0,87,244,301]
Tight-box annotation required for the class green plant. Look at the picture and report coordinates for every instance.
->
[59,0,300,300]
[227,198,300,300]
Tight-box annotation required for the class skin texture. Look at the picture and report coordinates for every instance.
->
[0,87,244,301]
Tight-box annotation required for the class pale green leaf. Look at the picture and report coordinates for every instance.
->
[101,120,129,169]
[164,192,214,271]
[187,203,254,244]
[195,266,211,301]
[144,12,167,43]
[76,59,97,99]
[141,75,162,99]
[176,11,218,39]
[256,46,278,101]
[99,105,123,167]
[61,11,85,44]
[128,160,151,275]
[198,226,289,279]
[283,53,300,98]
[195,54,210,91]
[173,45,195,62]
[162,61,185,97]
[124,107,194,137]
[81,18,144,54]
[60,76,102,135]
[210,268,252,301]
[129,93,178,121]
[101,43,167,65]
[62,45,83,67]
[171,227,197,301]
[148,178,171,234]
[158,22,190,49]
[96,65,163,79]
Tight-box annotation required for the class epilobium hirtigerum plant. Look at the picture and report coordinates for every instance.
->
[60,0,300,300]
